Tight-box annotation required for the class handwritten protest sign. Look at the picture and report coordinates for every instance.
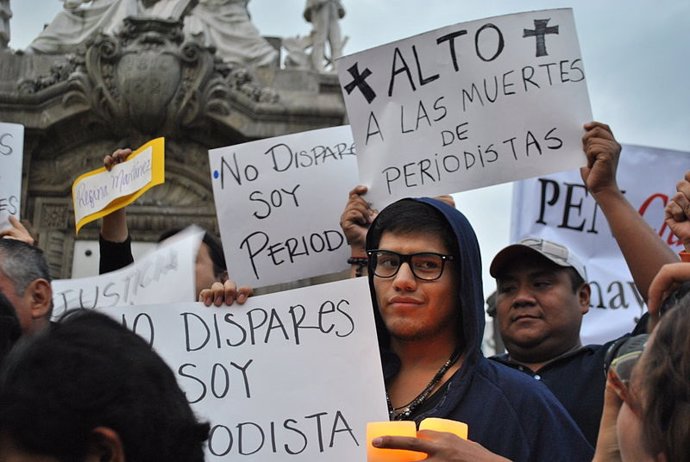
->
[209,126,358,287]
[511,144,689,345]
[0,122,24,231]
[337,8,592,207]
[72,138,165,233]
[51,227,203,318]
[101,277,388,461]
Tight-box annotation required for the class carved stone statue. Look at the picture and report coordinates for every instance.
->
[303,0,345,72]
[26,0,277,69]
[184,0,277,67]
[27,0,139,54]
[0,0,11,48]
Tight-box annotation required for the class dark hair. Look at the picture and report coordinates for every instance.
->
[158,227,227,279]
[0,239,52,295]
[0,310,209,461]
[637,292,690,461]
[366,199,459,259]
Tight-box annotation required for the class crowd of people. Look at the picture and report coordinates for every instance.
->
[0,121,689,461]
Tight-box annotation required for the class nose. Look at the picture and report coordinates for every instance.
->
[511,284,536,308]
[392,262,417,291]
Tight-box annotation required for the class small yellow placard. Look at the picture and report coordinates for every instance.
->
[72,138,165,233]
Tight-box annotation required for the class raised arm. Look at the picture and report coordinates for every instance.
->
[581,121,678,302]
[99,148,134,274]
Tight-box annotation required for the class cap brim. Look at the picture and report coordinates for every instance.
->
[489,244,571,278]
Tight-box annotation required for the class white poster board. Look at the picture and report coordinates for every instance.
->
[209,126,358,288]
[337,8,592,208]
[0,123,24,231]
[510,144,690,344]
[51,227,203,318]
[102,277,389,461]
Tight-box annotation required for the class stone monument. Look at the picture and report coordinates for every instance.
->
[0,1,346,278]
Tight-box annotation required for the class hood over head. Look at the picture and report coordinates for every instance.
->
[365,197,485,367]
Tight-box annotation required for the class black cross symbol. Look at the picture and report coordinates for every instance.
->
[343,63,377,104]
[523,19,559,57]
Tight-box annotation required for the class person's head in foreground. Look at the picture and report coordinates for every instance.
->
[0,310,209,461]
[615,286,690,462]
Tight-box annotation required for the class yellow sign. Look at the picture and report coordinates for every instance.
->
[72,138,165,233]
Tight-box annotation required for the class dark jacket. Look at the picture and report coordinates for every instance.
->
[367,198,593,461]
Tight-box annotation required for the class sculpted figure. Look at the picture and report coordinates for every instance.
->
[26,0,277,68]
[27,0,139,54]
[0,0,10,49]
[303,0,345,72]
[184,0,277,67]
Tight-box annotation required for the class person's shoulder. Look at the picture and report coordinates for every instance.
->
[474,357,554,401]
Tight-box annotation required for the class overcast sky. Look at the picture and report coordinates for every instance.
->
[8,0,690,296]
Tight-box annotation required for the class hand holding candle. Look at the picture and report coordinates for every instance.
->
[367,421,426,462]
[419,417,468,439]
[367,418,468,461]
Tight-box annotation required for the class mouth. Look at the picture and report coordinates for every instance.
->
[388,297,424,308]
[511,313,541,323]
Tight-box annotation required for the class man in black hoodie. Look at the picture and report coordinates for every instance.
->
[361,197,592,461]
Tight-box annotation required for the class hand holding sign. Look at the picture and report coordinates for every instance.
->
[72,138,165,233]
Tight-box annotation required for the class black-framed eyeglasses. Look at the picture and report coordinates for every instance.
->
[367,249,454,281]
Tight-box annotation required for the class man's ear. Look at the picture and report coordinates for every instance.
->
[87,427,125,462]
[27,278,52,321]
[578,283,591,315]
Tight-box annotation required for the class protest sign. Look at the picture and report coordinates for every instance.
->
[209,126,358,287]
[72,138,165,233]
[51,227,203,318]
[510,144,689,344]
[0,122,24,231]
[337,8,592,208]
[102,277,388,461]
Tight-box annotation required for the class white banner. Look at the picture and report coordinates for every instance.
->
[51,227,203,318]
[510,144,690,344]
[101,277,388,461]
[337,8,592,208]
[209,126,358,288]
[0,122,24,231]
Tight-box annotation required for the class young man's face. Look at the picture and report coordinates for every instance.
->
[495,254,590,362]
[373,231,459,344]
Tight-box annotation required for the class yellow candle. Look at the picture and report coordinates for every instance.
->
[366,421,426,462]
[419,417,468,439]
